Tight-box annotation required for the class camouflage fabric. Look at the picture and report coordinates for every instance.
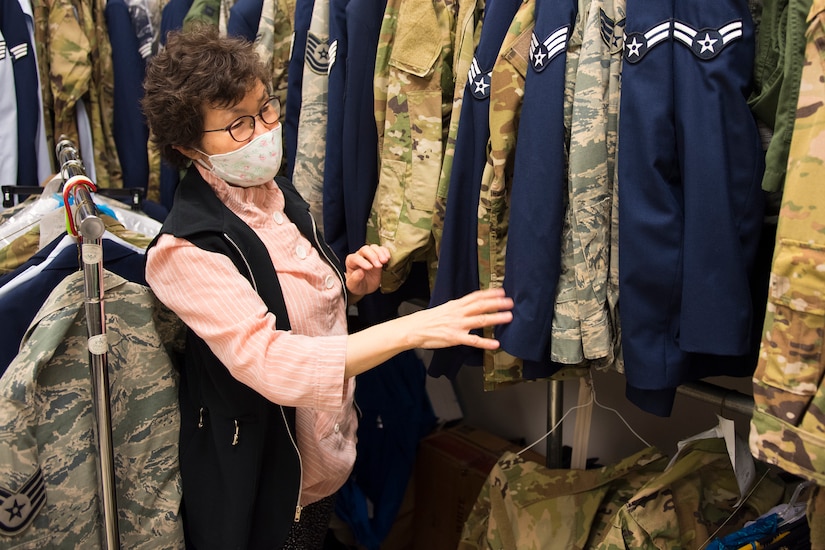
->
[596,438,785,549]
[368,0,459,293]
[476,1,534,389]
[183,0,221,28]
[0,226,42,276]
[432,0,485,257]
[749,0,825,487]
[550,0,587,365]
[0,270,184,547]
[563,0,624,367]
[254,0,295,124]
[291,0,329,232]
[459,447,670,549]
[33,0,123,190]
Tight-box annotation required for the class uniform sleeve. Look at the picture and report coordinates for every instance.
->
[145,233,349,411]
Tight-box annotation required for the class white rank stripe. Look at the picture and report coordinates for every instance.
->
[646,21,671,48]
[720,21,743,43]
[10,43,27,60]
[544,26,569,59]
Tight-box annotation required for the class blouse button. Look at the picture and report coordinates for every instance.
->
[333,423,340,434]
[273,211,284,224]
[325,275,335,289]
[296,245,307,259]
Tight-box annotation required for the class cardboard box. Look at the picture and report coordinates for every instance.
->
[412,423,544,550]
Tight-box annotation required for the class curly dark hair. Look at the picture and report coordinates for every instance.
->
[142,24,272,169]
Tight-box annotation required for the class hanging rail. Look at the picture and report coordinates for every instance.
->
[56,136,120,550]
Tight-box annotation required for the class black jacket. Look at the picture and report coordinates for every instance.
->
[148,166,344,549]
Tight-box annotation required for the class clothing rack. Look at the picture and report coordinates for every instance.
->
[543,377,754,469]
[56,136,121,550]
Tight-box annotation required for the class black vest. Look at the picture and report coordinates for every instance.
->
[149,167,344,549]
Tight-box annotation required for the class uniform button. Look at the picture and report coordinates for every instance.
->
[273,211,284,224]
[296,245,307,259]
[325,275,335,289]
[333,423,340,433]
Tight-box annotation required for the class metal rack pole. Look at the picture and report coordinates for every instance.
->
[56,137,120,550]
[546,380,565,468]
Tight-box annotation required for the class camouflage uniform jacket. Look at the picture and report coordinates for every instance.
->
[252,0,295,108]
[291,0,330,231]
[460,439,786,549]
[0,270,184,548]
[459,447,669,549]
[33,0,123,189]
[749,0,825,487]
[368,0,459,293]
[558,0,624,367]
[477,0,534,389]
[432,0,484,257]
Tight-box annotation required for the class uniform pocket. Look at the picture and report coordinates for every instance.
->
[755,239,825,426]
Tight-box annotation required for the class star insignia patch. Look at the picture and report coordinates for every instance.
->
[529,25,569,73]
[623,21,670,63]
[673,20,743,60]
[306,31,330,75]
[468,57,492,100]
[0,468,46,536]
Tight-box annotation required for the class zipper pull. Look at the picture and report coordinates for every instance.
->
[232,419,240,446]
[294,505,302,522]
[198,408,205,428]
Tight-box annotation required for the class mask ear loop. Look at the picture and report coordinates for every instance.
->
[62,175,97,237]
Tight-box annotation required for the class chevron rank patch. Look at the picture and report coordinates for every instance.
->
[600,9,626,53]
[327,39,338,75]
[529,25,569,73]
[468,57,492,100]
[0,467,46,536]
[623,20,670,63]
[673,20,743,60]
[306,31,330,75]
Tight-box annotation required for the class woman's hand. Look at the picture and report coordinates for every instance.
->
[345,244,391,299]
[407,288,514,350]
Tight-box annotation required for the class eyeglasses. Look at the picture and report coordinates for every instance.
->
[203,96,281,142]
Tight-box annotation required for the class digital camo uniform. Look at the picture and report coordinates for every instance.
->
[477,0,534,390]
[460,438,786,548]
[291,0,330,232]
[253,0,296,130]
[562,0,624,369]
[368,0,458,293]
[0,270,184,548]
[550,0,622,369]
[496,0,584,367]
[34,0,123,189]
[431,0,484,257]
[749,0,825,495]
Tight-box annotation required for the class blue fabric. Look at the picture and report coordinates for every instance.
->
[334,350,436,550]
[427,0,523,379]
[226,0,262,40]
[157,0,193,210]
[323,0,386,262]
[617,0,766,415]
[0,237,147,376]
[496,0,576,369]
[706,513,779,550]
[0,0,40,188]
[283,0,315,178]
[106,0,151,194]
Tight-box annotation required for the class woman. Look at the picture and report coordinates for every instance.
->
[142,24,513,550]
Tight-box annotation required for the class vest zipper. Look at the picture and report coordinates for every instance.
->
[223,232,304,522]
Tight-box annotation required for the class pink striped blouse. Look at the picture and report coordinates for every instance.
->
[145,165,356,506]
